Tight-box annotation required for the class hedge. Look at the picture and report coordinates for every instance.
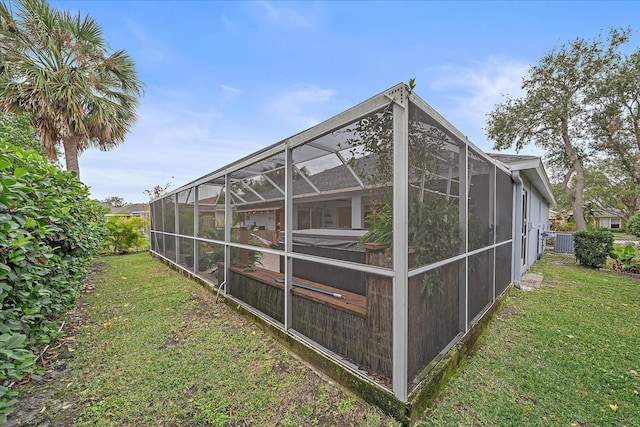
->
[0,140,105,422]
[573,230,614,268]
[627,210,640,237]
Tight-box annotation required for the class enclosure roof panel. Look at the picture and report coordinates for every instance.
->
[158,83,405,200]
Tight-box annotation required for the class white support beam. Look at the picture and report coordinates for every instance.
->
[511,171,523,287]
[392,97,408,401]
[458,144,468,333]
[193,185,199,273]
[173,193,179,264]
[262,173,285,195]
[224,174,232,294]
[229,188,247,205]
[284,146,293,329]
[294,165,321,194]
[336,151,366,189]
[241,180,266,201]
[490,165,496,301]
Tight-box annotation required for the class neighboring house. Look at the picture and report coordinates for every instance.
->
[548,209,572,229]
[547,207,627,231]
[594,209,626,230]
[105,203,150,219]
[96,201,123,216]
[97,202,150,221]
[117,203,150,219]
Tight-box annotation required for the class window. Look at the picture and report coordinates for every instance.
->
[297,208,322,229]
[600,217,620,229]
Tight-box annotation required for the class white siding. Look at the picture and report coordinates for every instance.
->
[523,179,550,271]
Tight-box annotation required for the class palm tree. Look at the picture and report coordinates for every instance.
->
[0,0,143,179]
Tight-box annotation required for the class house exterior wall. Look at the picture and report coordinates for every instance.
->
[596,217,625,229]
[242,211,275,229]
[524,181,550,270]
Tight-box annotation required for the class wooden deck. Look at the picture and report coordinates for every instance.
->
[229,265,367,318]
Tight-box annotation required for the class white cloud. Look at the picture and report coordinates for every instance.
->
[78,92,264,203]
[220,84,240,99]
[267,84,337,129]
[421,57,531,152]
[255,1,314,28]
[428,57,529,123]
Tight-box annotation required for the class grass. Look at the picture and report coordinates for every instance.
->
[610,232,639,242]
[8,251,640,426]
[8,253,396,426]
[420,252,640,426]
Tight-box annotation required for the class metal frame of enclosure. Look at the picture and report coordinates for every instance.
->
[149,83,517,401]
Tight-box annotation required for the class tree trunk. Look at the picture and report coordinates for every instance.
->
[571,166,587,231]
[560,117,586,231]
[63,138,81,180]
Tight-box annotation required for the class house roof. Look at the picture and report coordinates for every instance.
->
[96,201,121,215]
[119,203,149,213]
[488,154,556,208]
[594,208,626,218]
[488,154,539,165]
[95,202,149,216]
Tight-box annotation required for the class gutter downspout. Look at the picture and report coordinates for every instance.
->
[512,170,523,289]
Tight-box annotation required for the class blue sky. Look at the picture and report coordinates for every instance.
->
[50,0,640,203]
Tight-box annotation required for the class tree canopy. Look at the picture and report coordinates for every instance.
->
[486,28,633,230]
[101,196,126,207]
[0,0,143,179]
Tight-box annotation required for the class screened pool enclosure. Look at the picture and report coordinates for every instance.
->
[149,83,544,404]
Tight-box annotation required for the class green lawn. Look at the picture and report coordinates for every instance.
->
[420,253,640,426]
[8,253,396,426]
[8,252,639,426]
[611,232,639,242]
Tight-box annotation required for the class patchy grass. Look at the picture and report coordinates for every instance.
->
[7,253,397,426]
[9,251,639,426]
[611,232,639,242]
[420,252,640,426]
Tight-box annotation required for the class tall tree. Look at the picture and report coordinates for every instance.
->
[0,0,143,179]
[587,158,639,219]
[486,28,631,231]
[551,161,638,228]
[590,46,640,218]
[102,196,126,207]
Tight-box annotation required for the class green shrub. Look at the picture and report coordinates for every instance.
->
[609,244,640,273]
[553,220,576,232]
[626,211,640,237]
[101,216,148,254]
[573,230,614,268]
[0,141,105,421]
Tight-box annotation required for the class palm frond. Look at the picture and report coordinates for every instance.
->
[0,0,142,173]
